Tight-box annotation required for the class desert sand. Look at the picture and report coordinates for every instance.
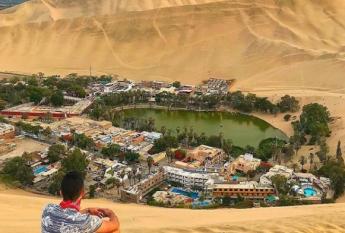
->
[1,187,345,233]
[1,0,345,90]
[0,138,49,162]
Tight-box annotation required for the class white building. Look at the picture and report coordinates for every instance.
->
[0,122,15,139]
[164,166,212,188]
[141,131,162,142]
[259,165,294,186]
[227,153,261,175]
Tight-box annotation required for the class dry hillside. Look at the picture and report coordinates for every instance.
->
[0,0,345,91]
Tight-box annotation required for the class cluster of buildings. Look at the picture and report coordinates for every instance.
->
[89,78,232,99]
[0,99,92,120]
[259,165,333,202]
[195,78,233,95]
[175,145,226,169]
[48,117,161,155]
[119,151,333,205]
[120,169,165,203]
[89,80,133,95]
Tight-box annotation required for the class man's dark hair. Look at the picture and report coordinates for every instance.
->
[61,171,84,201]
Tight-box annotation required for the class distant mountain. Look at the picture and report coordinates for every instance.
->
[0,0,27,9]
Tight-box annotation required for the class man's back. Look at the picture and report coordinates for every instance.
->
[41,204,102,233]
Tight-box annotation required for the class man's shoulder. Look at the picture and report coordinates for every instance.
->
[41,204,103,233]
[42,204,59,214]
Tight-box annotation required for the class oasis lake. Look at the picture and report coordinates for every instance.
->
[120,108,287,147]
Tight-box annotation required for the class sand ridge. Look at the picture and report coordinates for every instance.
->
[1,188,345,233]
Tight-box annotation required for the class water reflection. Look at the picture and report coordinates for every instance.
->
[121,109,287,147]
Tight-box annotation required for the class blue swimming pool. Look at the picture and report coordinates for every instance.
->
[304,187,317,197]
[171,188,199,199]
[34,165,48,175]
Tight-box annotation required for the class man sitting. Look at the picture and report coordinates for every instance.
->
[41,171,120,233]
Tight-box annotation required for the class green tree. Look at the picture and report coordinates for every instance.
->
[256,138,286,161]
[317,138,329,164]
[271,174,289,195]
[114,178,122,194]
[283,144,295,161]
[300,103,331,139]
[172,81,181,88]
[317,159,345,198]
[277,95,300,113]
[0,98,7,110]
[42,127,52,138]
[105,177,116,189]
[299,155,306,171]
[89,185,96,198]
[222,139,233,155]
[50,90,64,106]
[166,148,173,163]
[101,144,121,159]
[309,153,315,171]
[149,135,178,154]
[147,156,154,174]
[2,157,34,185]
[72,133,95,150]
[89,102,106,121]
[125,152,140,163]
[47,144,66,163]
[61,149,89,177]
[336,140,344,165]
[67,85,86,98]
[48,171,65,195]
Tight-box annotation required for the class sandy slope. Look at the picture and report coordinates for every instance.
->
[1,187,345,233]
[1,0,345,91]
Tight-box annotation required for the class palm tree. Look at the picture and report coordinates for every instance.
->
[128,172,133,186]
[147,156,154,174]
[161,126,167,136]
[166,148,174,163]
[309,153,314,171]
[299,156,306,171]
[114,179,121,195]
[42,127,52,139]
[136,172,142,182]
[176,127,181,136]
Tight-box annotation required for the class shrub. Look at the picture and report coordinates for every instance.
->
[284,114,291,121]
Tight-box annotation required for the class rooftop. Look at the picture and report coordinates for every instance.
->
[164,166,210,179]
[0,122,15,134]
[213,181,274,190]
[1,99,92,115]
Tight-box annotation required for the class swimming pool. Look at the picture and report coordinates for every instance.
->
[34,165,48,175]
[171,188,199,199]
[304,187,317,197]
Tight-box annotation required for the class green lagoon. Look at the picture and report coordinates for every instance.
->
[121,108,287,147]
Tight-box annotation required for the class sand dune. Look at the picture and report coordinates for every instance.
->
[1,188,345,233]
[1,0,345,91]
